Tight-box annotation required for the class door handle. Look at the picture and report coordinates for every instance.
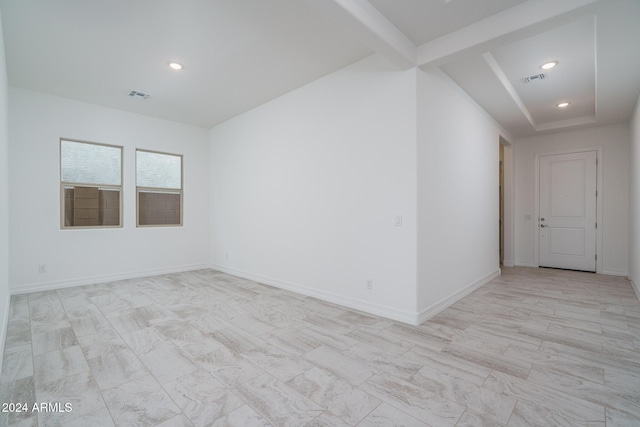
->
[540,224,547,228]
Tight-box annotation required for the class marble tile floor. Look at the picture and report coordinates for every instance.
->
[1,267,639,426]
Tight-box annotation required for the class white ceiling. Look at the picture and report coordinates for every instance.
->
[0,0,372,128]
[1,0,639,138]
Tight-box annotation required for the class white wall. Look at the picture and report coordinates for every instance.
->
[630,95,640,297]
[514,124,630,275]
[210,54,419,322]
[8,88,210,292]
[0,10,10,370]
[416,68,502,318]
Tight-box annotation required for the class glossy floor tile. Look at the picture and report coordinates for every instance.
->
[1,267,639,426]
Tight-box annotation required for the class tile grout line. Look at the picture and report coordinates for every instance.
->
[57,286,118,427]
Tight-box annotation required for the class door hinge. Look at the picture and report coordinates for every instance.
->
[596,190,598,198]
[595,254,597,261]
[595,222,597,229]
[596,158,598,166]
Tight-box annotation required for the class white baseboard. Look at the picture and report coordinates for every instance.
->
[0,292,10,377]
[10,263,211,295]
[210,264,421,325]
[631,278,640,302]
[417,268,501,324]
[212,264,501,326]
[502,260,515,267]
[601,268,628,277]
[8,261,503,328]
[509,262,627,277]
[515,260,536,267]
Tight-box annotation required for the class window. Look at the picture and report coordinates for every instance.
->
[136,149,183,226]
[60,139,123,228]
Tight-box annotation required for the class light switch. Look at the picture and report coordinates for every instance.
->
[394,215,403,226]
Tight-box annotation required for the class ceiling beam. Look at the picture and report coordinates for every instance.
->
[482,52,537,131]
[304,0,417,70]
[417,0,606,68]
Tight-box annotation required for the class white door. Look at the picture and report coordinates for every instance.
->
[538,151,597,272]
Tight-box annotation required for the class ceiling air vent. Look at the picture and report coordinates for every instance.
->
[128,90,151,99]
[523,73,547,83]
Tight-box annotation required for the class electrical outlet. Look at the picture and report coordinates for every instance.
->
[38,264,47,273]
[366,278,373,290]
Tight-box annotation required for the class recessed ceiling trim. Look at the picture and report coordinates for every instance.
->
[417,0,604,68]
[535,115,596,131]
[483,52,537,130]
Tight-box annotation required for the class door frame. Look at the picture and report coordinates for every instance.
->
[534,146,603,273]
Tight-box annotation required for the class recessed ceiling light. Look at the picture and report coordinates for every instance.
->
[168,62,183,70]
[541,61,558,70]
[556,102,570,108]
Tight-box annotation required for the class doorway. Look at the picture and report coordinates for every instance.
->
[537,150,597,272]
[499,144,504,266]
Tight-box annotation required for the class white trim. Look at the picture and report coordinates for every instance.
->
[601,268,628,277]
[10,263,210,295]
[6,261,503,328]
[417,269,501,324]
[504,143,515,273]
[483,53,597,134]
[0,293,10,376]
[631,278,640,303]
[535,115,596,132]
[515,260,536,267]
[534,146,604,273]
[484,53,536,130]
[210,264,421,325]
[416,0,602,68]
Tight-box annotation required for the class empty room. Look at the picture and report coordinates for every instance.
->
[1,0,640,426]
